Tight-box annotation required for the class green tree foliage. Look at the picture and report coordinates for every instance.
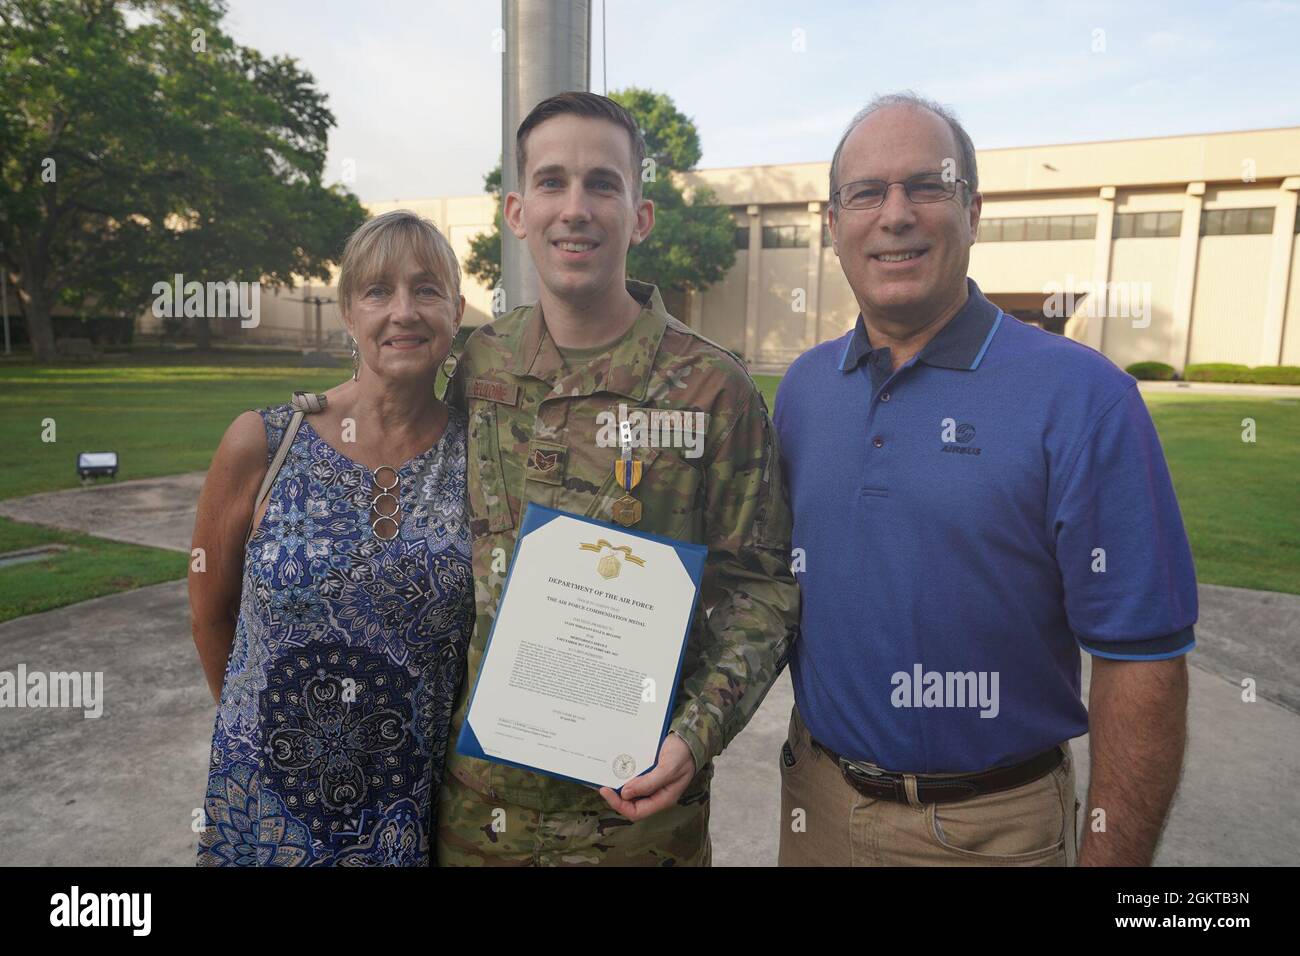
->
[463,162,502,290]
[462,87,735,302]
[0,0,366,360]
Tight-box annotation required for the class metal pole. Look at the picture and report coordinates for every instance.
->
[501,0,591,315]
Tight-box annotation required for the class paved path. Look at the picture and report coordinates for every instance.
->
[0,472,206,552]
[1,473,1296,866]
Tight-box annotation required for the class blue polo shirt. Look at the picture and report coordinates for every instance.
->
[774,278,1197,773]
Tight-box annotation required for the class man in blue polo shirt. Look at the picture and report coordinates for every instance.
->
[774,92,1197,867]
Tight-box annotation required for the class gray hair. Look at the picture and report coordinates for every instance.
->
[829,91,978,205]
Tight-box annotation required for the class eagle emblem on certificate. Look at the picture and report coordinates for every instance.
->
[581,539,645,580]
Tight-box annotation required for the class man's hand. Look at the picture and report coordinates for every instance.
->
[1079,655,1188,866]
[598,733,698,821]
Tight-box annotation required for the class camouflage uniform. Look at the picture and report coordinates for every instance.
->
[436,280,799,866]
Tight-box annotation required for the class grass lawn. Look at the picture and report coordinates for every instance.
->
[0,364,1296,613]
[1139,392,1299,595]
[0,516,189,623]
[0,360,352,500]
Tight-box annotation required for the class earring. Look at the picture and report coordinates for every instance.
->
[441,350,458,381]
[351,336,359,381]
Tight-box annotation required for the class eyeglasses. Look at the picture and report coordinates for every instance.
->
[834,173,968,210]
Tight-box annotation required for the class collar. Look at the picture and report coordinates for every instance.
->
[838,278,1003,373]
[508,279,670,401]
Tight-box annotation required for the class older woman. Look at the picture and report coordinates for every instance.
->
[189,210,473,866]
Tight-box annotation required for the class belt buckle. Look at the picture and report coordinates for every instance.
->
[839,757,887,781]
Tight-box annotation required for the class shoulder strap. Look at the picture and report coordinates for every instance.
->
[245,392,327,546]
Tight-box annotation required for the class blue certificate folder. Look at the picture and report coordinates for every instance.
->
[455,503,707,792]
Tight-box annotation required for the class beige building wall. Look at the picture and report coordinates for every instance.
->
[696,248,748,355]
[1115,189,1188,213]
[1102,238,1182,369]
[818,246,860,339]
[755,248,810,365]
[1188,234,1274,365]
[980,193,1097,217]
[968,240,1095,295]
[144,126,1300,371]
[679,127,1300,372]
[1283,241,1300,366]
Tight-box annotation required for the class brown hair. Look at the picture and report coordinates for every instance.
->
[516,91,647,198]
[336,210,461,315]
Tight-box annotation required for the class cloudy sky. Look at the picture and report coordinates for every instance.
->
[221,0,1300,202]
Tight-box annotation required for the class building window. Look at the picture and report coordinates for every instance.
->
[1114,211,1182,238]
[761,225,810,248]
[1201,207,1274,236]
[976,214,1094,242]
[734,227,750,249]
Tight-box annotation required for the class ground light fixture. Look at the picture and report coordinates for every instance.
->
[77,451,119,482]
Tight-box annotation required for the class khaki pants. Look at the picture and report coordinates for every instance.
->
[778,705,1079,867]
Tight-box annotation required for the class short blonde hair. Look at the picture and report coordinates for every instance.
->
[337,210,461,315]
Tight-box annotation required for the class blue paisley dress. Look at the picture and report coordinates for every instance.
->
[197,403,474,866]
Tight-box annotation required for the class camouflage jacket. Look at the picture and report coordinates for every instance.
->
[444,280,799,813]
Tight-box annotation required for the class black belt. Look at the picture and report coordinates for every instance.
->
[811,738,1064,805]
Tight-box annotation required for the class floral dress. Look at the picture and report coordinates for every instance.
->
[198,403,474,866]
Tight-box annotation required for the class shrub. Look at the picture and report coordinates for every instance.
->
[1125,361,1177,381]
[1184,363,1252,383]
[1242,365,1300,385]
[1183,363,1300,385]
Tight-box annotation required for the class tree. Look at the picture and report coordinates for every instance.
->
[462,87,736,304]
[463,162,501,290]
[0,0,366,361]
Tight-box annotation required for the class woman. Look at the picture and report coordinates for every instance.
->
[189,210,473,866]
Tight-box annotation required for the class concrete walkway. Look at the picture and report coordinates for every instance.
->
[0,472,206,552]
[0,473,1296,866]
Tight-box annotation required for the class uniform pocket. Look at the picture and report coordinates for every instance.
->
[467,401,515,535]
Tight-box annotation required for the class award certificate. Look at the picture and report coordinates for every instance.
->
[456,504,706,790]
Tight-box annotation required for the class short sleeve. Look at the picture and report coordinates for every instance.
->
[1051,384,1198,660]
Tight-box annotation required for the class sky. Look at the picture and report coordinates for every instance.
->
[220,0,1300,203]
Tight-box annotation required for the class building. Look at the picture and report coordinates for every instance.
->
[174,126,1300,373]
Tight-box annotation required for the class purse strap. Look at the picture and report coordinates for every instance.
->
[245,391,328,546]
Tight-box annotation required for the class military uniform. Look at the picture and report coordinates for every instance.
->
[436,280,799,866]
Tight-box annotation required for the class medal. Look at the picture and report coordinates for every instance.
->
[612,417,642,527]
[611,494,642,527]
